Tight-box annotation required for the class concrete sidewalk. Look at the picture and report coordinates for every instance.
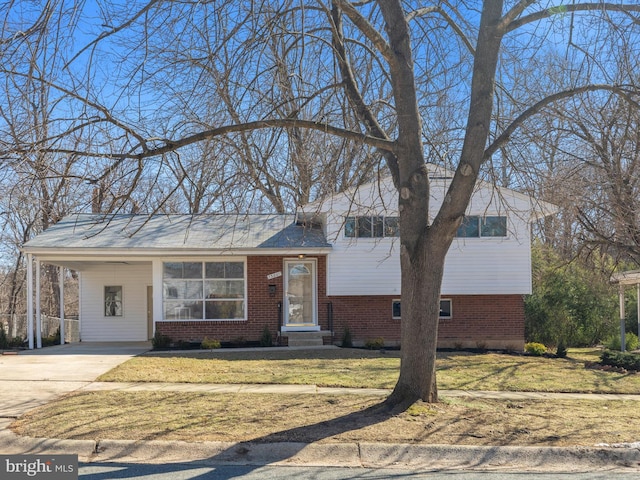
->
[75,380,640,402]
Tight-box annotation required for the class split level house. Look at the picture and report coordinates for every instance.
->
[21,165,556,350]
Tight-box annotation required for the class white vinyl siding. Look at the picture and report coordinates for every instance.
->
[322,176,534,297]
[79,263,151,341]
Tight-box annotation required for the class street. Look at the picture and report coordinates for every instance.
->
[79,463,639,479]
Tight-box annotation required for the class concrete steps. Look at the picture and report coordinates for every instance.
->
[283,331,331,347]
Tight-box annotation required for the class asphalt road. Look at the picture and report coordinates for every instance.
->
[78,463,640,480]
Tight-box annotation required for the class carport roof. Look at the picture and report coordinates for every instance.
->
[22,213,331,254]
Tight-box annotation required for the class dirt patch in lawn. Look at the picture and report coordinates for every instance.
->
[11,391,640,447]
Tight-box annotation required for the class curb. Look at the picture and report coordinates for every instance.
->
[1,425,639,472]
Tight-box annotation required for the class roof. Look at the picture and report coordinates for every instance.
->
[301,166,558,220]
[22,214,331,254]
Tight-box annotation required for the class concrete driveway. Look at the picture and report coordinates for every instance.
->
[0,342,150,418]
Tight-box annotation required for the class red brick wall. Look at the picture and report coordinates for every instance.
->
[156,256,524,349]
[156,255,328,343]
[328,294,525,350]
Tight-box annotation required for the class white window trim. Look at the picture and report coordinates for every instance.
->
[282,257,319,331]
[159,258,248,322]
[456,215,508,239]
[344,215,400,239]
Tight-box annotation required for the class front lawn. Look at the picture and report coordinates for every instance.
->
[97,347,640,394]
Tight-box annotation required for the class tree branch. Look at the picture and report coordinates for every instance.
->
[9,119,395,160]
[333,0,394,62]
[507,3,640,33]
[484,84,640,160]
[406,5,475,55]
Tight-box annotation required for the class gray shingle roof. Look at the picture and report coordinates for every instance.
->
[23,214,331,251]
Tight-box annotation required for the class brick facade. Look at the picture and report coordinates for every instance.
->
[156,255,329,344]
[156,255,525,350]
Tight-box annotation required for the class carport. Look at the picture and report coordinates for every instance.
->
[610,269,640,351]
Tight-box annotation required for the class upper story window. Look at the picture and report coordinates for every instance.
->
[344,216,399,238]
[456,215,507,238]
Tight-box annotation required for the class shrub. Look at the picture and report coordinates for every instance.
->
[341,326,353,348]
[8,336,23,348]
[201,337,221,349]
[525,245,618,347]
[605,332,639,352]
[259,327,273,347]
[152,331,171,349]
[0,327,7,349]
[364,337,385,350]
[601,350,640,371]
[525,342,547,356]
[556,341,567,358]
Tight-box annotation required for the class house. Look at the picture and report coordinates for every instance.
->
[21,165,555,350]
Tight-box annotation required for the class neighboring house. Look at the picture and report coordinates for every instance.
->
[21,165,555,349]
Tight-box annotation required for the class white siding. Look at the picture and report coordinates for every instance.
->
[80,263,152,341]
[322,176,534,296]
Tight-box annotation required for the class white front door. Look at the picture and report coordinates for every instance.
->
[283,259,318,330]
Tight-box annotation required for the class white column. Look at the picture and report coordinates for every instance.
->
[36,259,42,349]
[26,253,34,350]
[619,285,626,352]
[59,266,65,345]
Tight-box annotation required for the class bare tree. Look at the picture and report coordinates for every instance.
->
[2,1,640,406]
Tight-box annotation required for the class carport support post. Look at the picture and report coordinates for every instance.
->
[59,266,65,345]
[26,253,33,349]
[619,285,626,352]
[36,259,42,349]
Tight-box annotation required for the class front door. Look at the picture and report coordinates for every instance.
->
[283,259,318,329]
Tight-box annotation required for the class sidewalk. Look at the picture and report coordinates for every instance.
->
[1,380,640,472]
[76,380,640,402]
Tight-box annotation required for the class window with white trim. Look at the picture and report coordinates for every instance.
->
[392,299,452,319]
[456,216,507,238]
[345,216,399,238]
[162,261,245,320]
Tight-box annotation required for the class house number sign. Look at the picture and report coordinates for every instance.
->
[266,271,282,280]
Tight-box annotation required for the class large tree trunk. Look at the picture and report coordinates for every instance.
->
[381,0,505,407]
[386,231,451,406]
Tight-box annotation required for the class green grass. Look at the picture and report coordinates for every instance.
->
[97,347,640,394]
[13,391,640,446]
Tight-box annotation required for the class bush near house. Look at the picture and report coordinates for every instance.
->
[524,342,547,356]
[152,331,172,349]
[201,337,221,350]
[525,245,618,347]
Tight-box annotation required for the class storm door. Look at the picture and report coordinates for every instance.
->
[283,259,317,328]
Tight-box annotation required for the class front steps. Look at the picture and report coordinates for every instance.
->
[282,331,332,347]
